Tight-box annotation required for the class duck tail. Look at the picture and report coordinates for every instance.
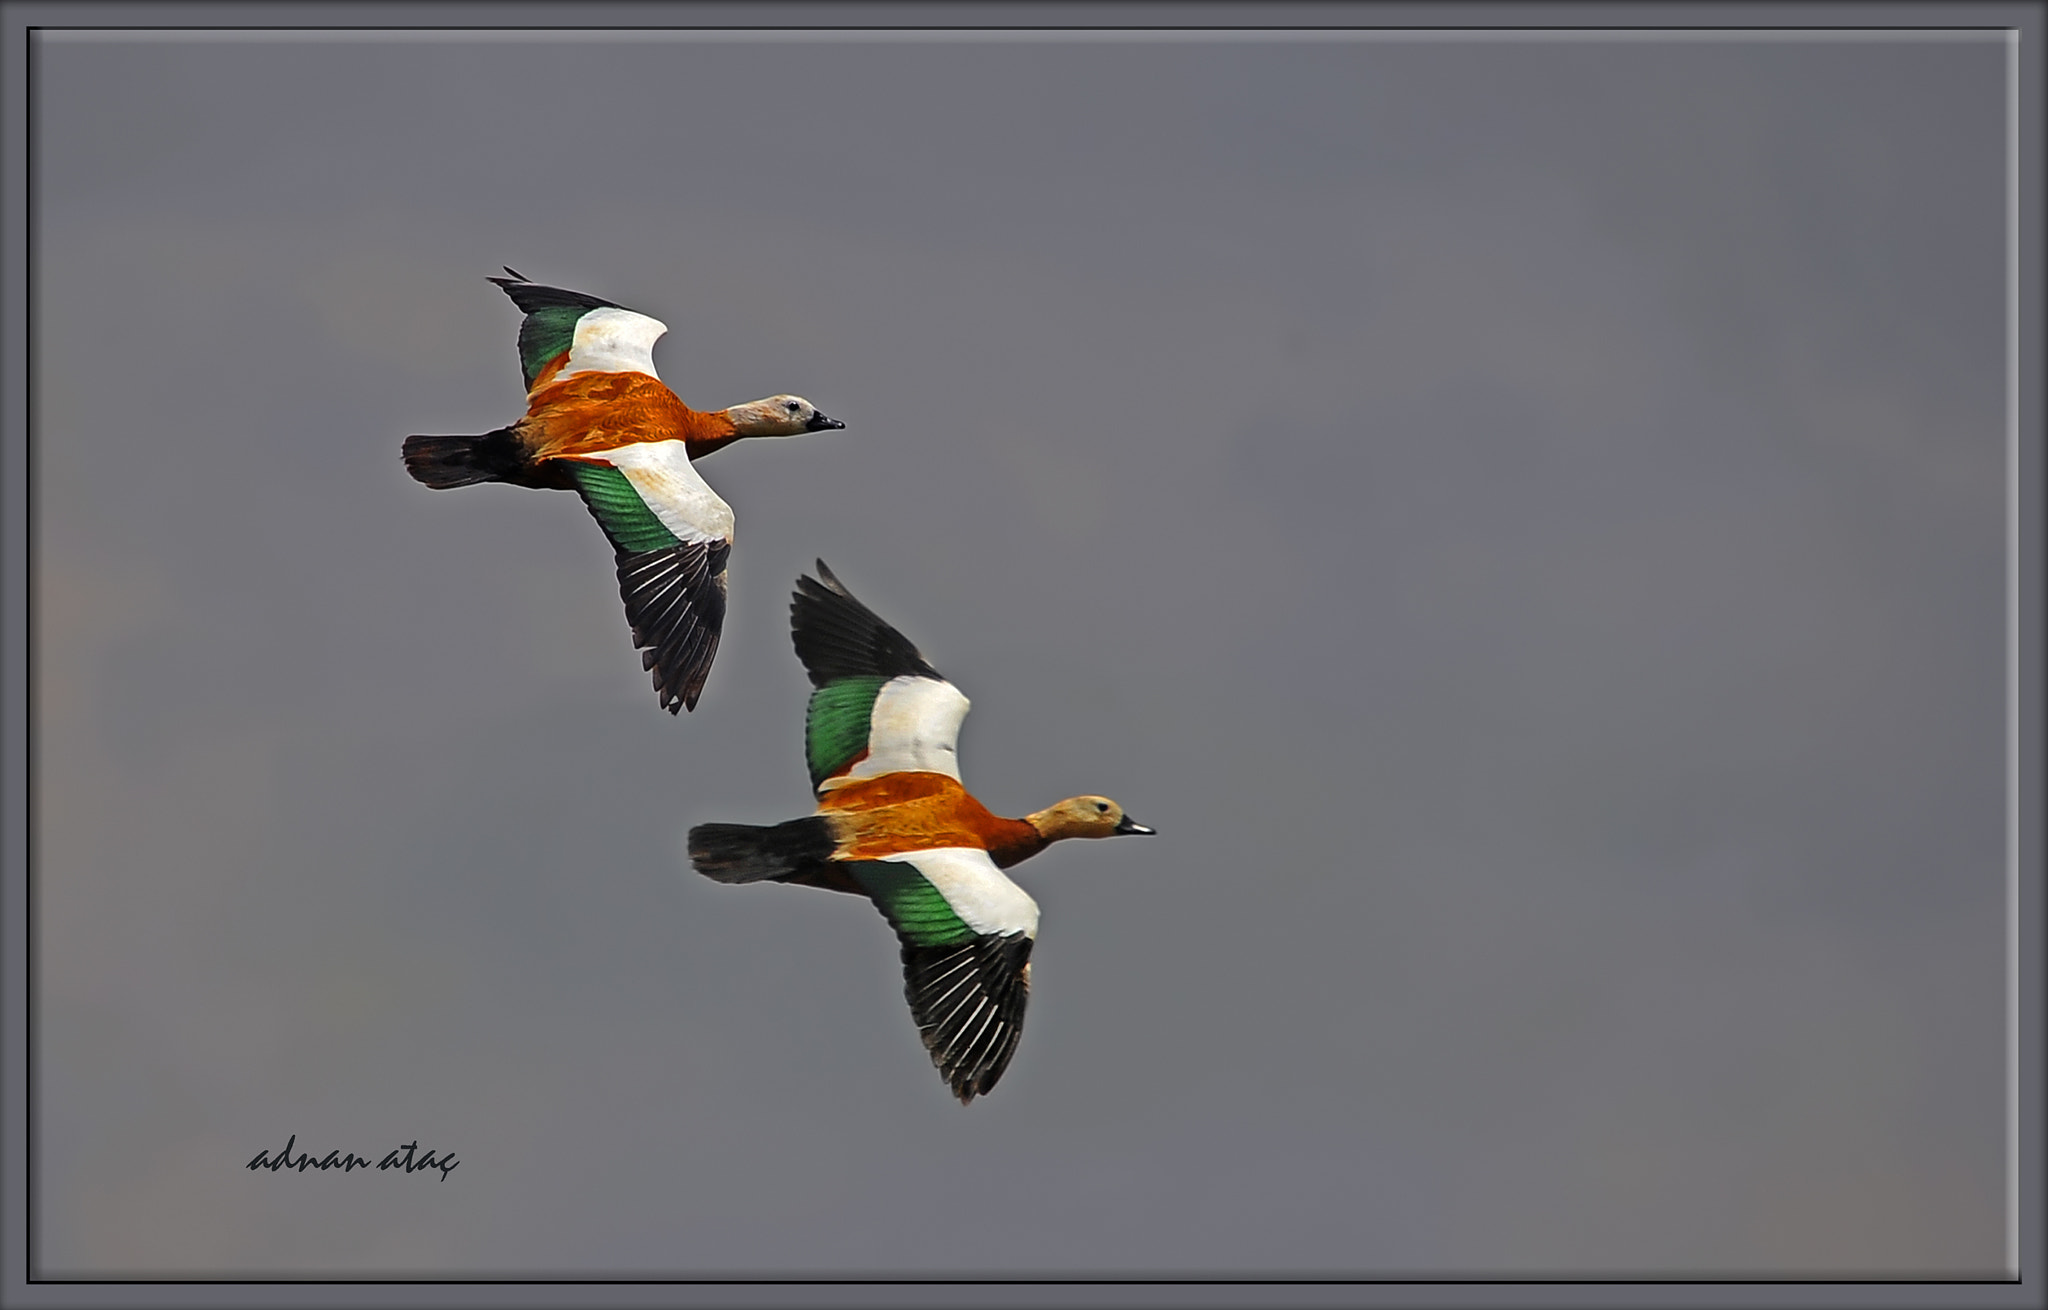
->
[688,817,837,884]
[400,427,528,489]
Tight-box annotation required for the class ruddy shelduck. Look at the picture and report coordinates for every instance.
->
[402,269,844,713]
[689,561,1153,1104]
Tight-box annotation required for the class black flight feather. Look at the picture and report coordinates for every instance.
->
[790,560,942,689]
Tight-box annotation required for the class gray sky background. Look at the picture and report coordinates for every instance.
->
[32,29,2010,1277]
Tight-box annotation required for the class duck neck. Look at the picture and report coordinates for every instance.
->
[685,433,741,460]
[685,412,743,460]
[987,812,1054,870]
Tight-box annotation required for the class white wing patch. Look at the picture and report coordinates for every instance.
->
[881,847,1039,938]
[590,440,735,543]
[841,676,971,784]
[562,306,668,381]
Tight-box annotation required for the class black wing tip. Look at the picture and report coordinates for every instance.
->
[485,268,627,314]
[651,637,716,714]
[609,543,727,717]
[947,1059,1013,1105]
[789,561,941,687]
[902,933,1031,1107]
[792,560,851,611]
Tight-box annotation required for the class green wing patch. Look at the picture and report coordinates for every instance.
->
[805,676,887,788]
[849,861,977,947]
[515,306,587,391]
[567,463,683,555]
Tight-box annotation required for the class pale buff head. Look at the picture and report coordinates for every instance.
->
[1027,796,1155,842]
[724,394,846,437]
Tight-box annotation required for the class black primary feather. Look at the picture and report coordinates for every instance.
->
[609,539,731,713]
[898,932,1033,1105]
[485,271,626,318]
[790,560,942,689]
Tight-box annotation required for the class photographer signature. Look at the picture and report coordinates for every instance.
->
[247,1134,458,1181]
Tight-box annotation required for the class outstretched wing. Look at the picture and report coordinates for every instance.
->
[791,561,970,794]
[561,441,734,713]
[847,848,1040,1105]
[488,268,668,394]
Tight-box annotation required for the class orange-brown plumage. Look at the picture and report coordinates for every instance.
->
[817,772,1042,863]
[514,371,743,462]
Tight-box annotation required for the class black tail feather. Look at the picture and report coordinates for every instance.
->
[689,817,837,884]
[401,428,546,490]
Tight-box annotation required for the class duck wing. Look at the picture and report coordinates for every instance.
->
[488,268,668,394]
[561,441,733,713]
[791,561,969,794]
[848,848,1040,1105]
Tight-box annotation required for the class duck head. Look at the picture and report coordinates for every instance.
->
[725,394,846,437]
[1028,796,1156,843]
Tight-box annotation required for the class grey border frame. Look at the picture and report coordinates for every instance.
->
[3,2,2039,1306]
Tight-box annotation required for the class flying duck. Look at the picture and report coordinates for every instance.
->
[688,561,1153,1103]
[401,269,844,713]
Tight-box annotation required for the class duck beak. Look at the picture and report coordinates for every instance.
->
[805,412,846,432]
[1113,815,1155,836]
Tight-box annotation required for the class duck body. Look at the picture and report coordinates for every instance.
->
[407,356,757,488]
[819,772,1045,866]
[692,772,1047,896]
[687,561,1151,1103]
[401,270,842,713]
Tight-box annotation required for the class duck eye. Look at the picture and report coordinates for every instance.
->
[785,400,800,413]
[1094,801,1109,813]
